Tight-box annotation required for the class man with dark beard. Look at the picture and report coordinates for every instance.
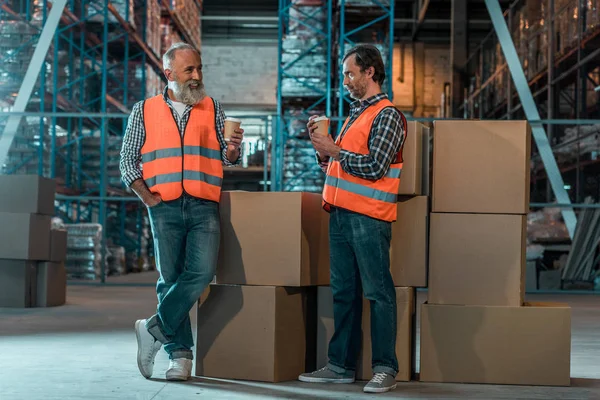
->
[298,45,406,394]
[119,42,244,381]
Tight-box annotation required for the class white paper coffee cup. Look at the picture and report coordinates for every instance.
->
[224,117,242,142]
[313,116,329,136]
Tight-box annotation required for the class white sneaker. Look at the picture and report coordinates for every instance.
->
[135,319,162,379]
[166,358,193,381]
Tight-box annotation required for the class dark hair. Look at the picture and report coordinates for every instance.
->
[342,44,385,86]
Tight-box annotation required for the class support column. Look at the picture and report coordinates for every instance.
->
[413,41,425,117]
[450,0,467,117]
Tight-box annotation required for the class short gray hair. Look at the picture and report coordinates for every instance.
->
[162,42,201,70]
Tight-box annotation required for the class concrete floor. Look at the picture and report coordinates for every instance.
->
[1,275,599,399]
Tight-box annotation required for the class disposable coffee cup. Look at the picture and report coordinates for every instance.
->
[224,117,242,142]
[313,116,329,136]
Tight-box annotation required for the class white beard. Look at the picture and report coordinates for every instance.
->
[168,79,206,105]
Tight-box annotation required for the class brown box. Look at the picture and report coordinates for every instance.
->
[36,262,66,307]
[50,229,68,263]
[316,286,414,381]
[391,196,428,287]
[216,191,330,286]
[0,260,37,307]
[195,285,309,382]
[428,213,526,306]
[0,175,56,215]
[0,213,51,260]
[420,302,571,386]
[432,120,531,214]
[399,121,429,196]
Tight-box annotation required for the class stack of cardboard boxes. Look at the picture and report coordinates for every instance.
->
[315,121,430,382]
[0,175,67,308]
[195,191,330,382]
[420,121,571,387]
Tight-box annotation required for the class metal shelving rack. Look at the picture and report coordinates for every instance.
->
[461,0,600,205]
[275,0,394,192]
[0,0,202,282]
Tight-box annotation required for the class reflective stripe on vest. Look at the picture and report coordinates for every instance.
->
[141,95,223,202]
[322,98,406,222]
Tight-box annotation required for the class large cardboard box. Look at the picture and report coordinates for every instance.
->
[36,262,66,307]
[391,196,428,287]
[428,213,526,306]
[50,229,68,263]
[420,302,571,386]
[0,260,37,307]
[316,286,414,381]
[432,120,531,214]
[399,121,429,196]
[216,191,329,286]
[0,175,56,215]
[0,213,51,260]
[195,285,310,382]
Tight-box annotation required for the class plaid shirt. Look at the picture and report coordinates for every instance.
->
[318,93,405,180]
[120,86,241,187]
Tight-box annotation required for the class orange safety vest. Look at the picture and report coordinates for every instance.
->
[141,95,223,202]
[322,98,406,222]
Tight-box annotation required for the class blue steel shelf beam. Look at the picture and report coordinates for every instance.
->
[338,0,395,118]
[485,0,577,239]
[276,0,332,192]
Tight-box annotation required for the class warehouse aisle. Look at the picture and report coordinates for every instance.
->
[0,283,599,400]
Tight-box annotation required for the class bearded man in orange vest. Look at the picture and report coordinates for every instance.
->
[299,45,406,394]
[119,42,244,381]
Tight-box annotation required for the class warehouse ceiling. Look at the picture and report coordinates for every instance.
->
[201,0,514,45]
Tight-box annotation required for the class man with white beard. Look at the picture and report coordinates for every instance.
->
[119,42,244,381]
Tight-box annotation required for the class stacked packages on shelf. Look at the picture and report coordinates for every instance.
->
[76,134,122,190]
[87,0,136,29]
[0,117,67,178]
[0,175,67,308]
[135,0,162,56]
[64,223,105,281]
[106,210,154,274]
[160,17,183,54]
[171,0,202,50]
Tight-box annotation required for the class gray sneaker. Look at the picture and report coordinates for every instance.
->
[298,366,355,384]
[363,372,397,393]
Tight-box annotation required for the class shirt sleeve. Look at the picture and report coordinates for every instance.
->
[338,107,405,180]
[315,151,330,173]
[119,101,145,187]
[215,100,242,166]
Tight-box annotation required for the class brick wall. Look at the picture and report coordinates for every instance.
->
[201,42,451,116]
[392,43,451,117]
[201,44,278,109]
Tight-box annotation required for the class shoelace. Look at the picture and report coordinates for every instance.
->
[371,372,388,384]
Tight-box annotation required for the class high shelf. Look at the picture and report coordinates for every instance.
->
[460,0,600,204]
[0,0,203,282]
[275,0,394,193]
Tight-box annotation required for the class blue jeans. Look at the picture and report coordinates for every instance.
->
[326,207,398,377]
[145,194,220,360]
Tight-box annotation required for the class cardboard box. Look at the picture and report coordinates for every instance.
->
[428,213,526,306]
[195,285,310,382]
[0,260,37,307]
[420,302,571,386]
[316,286,414,381]
[399,121,429,196]
[0,175,56,215]
[391,196,428,287]
[216,191,329,286]
[0,213,51,260]
[432,120,531,214]
[36,262,66,307]
[50,229,68,263]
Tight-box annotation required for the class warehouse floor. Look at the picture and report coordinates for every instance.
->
[1,274,599,400]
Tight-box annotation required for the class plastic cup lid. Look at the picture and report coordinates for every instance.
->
[225,117,242,123]
[314,116,329,122]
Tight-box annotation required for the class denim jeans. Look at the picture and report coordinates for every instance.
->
[145,194,220,360]
[326,207,398,377]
